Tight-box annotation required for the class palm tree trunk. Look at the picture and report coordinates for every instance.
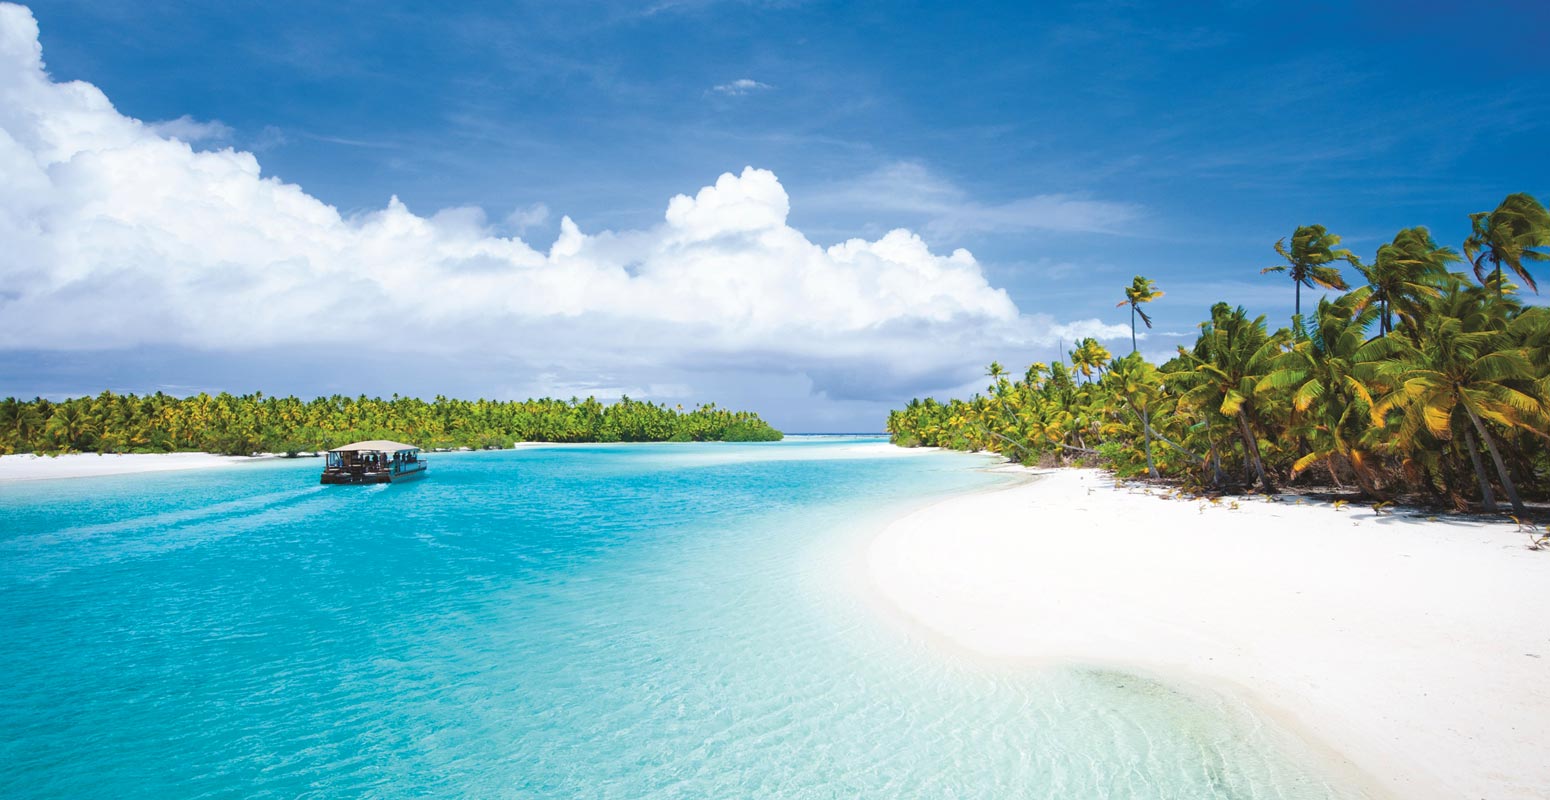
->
[1209,444,1225,487]
[1236,411,1274,492]
[1130,305,1138,353]
[1345,451,1384,498]
[1141,407,1158,478]
[1461,425,1498,513]
[1128,402,1202,466]
[1294,281,1302,320]
[1462,402,1525,515]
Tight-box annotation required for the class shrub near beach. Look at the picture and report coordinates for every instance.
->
[887,194,1550,516]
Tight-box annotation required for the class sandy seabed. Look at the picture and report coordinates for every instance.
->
[869,466,1549,800]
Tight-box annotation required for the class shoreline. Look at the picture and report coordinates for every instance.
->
[867,465,1549,800]
[0,452,284,484]
[0,437,893,484]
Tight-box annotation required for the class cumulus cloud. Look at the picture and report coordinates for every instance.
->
[709,78,771,96]
[0,3,1124,402]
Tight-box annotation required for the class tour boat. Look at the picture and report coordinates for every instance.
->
[321,440,427,484]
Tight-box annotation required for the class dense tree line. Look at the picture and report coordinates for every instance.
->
[0,393,783,456]
[888,193,1550,515]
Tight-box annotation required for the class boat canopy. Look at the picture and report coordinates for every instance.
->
[328,440,420,453]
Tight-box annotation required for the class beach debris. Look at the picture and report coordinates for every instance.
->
[1332,499,1349,511]
[1511,516,1548,550]
[1372,501,1395,516]
[1229,501,1240,510]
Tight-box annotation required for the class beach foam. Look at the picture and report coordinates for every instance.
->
[869,467,1550,800]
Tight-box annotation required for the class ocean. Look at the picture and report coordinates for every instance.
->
[0,437,1363,798]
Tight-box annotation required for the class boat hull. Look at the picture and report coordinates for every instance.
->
[320,465,427,485]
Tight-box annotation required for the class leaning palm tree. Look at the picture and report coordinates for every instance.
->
[1262,224,1356,322]
[1463,192,1550,294]
[1116,275,1164,353]
[1362,285,1539,515]
[1358,226,1460,336]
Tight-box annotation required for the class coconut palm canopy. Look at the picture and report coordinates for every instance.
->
[1464,193,1550,294]
[888,193,1550,517]
[0,395,784,457]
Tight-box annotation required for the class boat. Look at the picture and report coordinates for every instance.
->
[321,440,427,484]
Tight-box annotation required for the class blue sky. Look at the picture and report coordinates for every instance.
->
[5,0,1549,431]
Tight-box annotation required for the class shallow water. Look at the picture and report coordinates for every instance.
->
[0,438,1367,798]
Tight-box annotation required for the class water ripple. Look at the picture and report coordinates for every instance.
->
[0,441,1369,798]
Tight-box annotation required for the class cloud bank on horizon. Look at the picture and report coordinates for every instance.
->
[0,4,1125,406]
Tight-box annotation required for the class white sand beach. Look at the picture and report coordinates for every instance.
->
[869,467,1550,800]
[0,452,271,483]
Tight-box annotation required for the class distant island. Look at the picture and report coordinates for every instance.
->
[0,393,783,456]
[888,192,1550,518]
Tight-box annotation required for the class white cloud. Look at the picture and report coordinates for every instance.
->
[806,161,1141,238]
[709,78,772,96]
[0,3,1120,401]
[146,114,233,144]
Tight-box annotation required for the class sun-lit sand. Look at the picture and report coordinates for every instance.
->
[869,466,1549,800]
[0,452,280,483]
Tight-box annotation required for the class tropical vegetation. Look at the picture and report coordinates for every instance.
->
[0,393,782,456]
[888,193,1550,515]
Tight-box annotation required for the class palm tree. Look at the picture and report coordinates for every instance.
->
[1116,275,1164,353]
[985,361,1007,393]
[1103,353,1163,478]
[1262,225,1356,322]
[1463,192,1550,294]
[1358,227,1460,336]
[1364,285,1539,515]
[1069,338,1112,383]
[1258,293,1381,492]
[1169,303,1289,492]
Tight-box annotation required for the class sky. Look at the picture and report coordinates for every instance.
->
[2,0,1547,432]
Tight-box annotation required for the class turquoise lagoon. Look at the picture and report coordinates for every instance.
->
[1,437,1365,798]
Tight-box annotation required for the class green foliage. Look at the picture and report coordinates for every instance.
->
[888,194,1550,515]
[1263,224,1357,320]
[1464,193,1550,294]
[0,393,782,456]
